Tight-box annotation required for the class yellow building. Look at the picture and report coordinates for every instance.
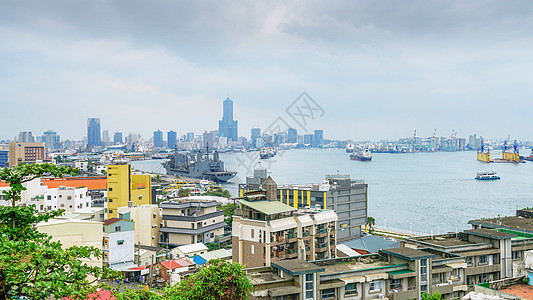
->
[106,164,151,218]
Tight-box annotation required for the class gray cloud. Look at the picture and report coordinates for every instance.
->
[1,1,533,140]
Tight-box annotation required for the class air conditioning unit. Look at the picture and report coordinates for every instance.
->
[378,294,385,299]
[447,280,452,284]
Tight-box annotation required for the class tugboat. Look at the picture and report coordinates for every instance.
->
[350,148,372,161]
[475,171,500,180]
[259,147,276,159]
[163,145,237,182]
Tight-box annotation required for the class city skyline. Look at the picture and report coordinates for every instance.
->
[2,2,533,141]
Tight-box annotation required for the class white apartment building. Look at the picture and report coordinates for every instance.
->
[39,186,91,212]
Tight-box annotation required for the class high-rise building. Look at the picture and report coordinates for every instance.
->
[218,98,238,141]
[18,131,34,143]
[0,150,8,167]
[102,130,110,147]
[202,131,216,148]
[186,132,194,142]
[313,130,324,147]
[287,128,297,143]
[43,130,60,150]
[113,132,123,145]
[167,130,177,149]
[106,164,151,219]
[87,118,101,147]
[251,128,261,148]
[153,130,163,148]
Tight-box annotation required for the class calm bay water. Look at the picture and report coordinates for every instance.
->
[133,149,533,234]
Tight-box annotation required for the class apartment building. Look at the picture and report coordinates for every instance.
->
[103,218,135,270]
[106,163,151,218]
[239,168,367,241]
[118,204,162,247]
[232,191,337,268]
[404,228,520,289]
[41,176,107,207]
[248,246,468,300]
[158,199,226,248]
[35,186,91,212]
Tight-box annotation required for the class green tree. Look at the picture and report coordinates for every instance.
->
[217,203,235,226]
[177,188,191,197]
[0,163,120,299]
[422,291,442,300]
[367,216,376,233]
[114,259,253,300]
[202,189,231,198]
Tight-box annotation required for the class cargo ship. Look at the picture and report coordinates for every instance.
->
[346,142,355,153]
[350,148,372,161]
[163,147,237,182]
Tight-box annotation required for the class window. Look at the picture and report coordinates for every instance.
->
[251,229,254,239]
[117,240,124,245]
[466,276,473,285]
[479,255,487,264]
[251,245,255,254]
[478,274,488,283]
[466,257,473,266]
[369,280,381,292]
[305,273,315,299]
[60,204,64,207]
[115,226,121,232]
[109,209,113,214]
[389,279,401,291]
[47,195,51,200]
[67,196,72,200]
[512,251,520,260]
[451,268,461,280]
[321,288,335,299]
[345,282,357,296]
[109,188,113,191]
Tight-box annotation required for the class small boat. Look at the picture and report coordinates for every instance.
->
[350,148,372,161]
[475,171,500,180]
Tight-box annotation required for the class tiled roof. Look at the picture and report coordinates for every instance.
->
[103,218,122,225]
[41,177,107,190]
[161,257,195,270]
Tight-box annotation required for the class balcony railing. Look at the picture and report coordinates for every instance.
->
[303,232,310,237]
[287,249,297,254]
[317,243,328,249]
[288,233,297,239]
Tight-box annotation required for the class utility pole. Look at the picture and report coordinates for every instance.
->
[136,241,140,266]
[149,254,154,288]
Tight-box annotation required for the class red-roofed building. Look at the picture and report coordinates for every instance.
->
[63,290,115,300]
[41,176,107,207]
[153,257,196,287]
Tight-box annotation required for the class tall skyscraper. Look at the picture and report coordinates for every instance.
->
[43,130,60,149]
[288,128,297,143]
[218,98,238,141]
[113,132,123,145]
[167,130,177,149]
[153,130,163,148]
[87,118,101,147]
[186,132,194,142]
[313,130,324,147]
[18,131,34,143]
[102,130,110,147]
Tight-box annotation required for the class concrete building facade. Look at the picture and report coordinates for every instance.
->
[118,204,162,247]
[240,171,368,242]
[232,191,338,268]
[8,141,46,166]
[106,164,151,218]
[158,199,226,248]
[103,218,135,270]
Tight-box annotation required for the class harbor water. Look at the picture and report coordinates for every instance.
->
[132,149,533,235]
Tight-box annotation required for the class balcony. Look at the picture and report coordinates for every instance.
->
[303,232,310,237]
[287,233,297,241]
[317,242,328,249]
[287,249,298,258]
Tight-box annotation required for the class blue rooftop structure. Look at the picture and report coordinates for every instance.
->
[192,255,207,265]
[342,234,400,254]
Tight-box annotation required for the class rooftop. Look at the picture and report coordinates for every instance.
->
[343,234,400,253]
[410,235,476,247]
[174,242,208,254]
[381,247,436,261]
[499,284,533,299]
[271,259,325,276]
[239,199,296,215]
[469,216,533,233]
[465,228,517,240]
[160,200,219,209]
[41,177,107,190]
[320,256,393,275]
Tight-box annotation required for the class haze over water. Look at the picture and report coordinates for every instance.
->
[134,149,533,235]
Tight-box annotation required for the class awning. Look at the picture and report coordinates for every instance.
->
[387,269,416,279]
[319,279,345,290]
[447,262,467,269]
[340,276,365,283]
[270,218,297,232]
[365,273,388,281]
[313,211,338,224]
[431,266,453,273]
[297,215,313,227]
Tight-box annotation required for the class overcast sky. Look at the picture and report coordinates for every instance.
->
[2,1,533,141]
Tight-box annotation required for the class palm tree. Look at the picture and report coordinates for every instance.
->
[367,216,375,233]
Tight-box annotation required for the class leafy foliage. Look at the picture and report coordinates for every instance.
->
[421,291,442,300]
[367,216,376,233]
[217,203,235,226]
[177,188,191,197]
[201,189,231,198]
[0,163,121,299]
[114,259,253,300]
